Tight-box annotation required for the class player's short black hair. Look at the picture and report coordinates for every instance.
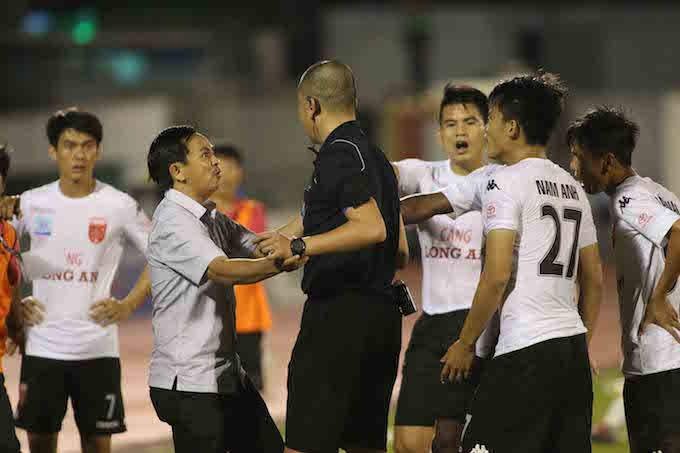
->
[46,108,103,147]
[439,84,489,124]
[566,106,639,167]
[0,143,11,180]
[213,144,243,165]
[147,125,196,193]
[489,71,567,146]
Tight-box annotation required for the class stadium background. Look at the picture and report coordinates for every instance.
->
[2,1,680,451]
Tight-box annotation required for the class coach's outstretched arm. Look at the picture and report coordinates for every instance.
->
[642,219,680,342]
[577,244,603,345]
[400,192,454,225]
[255,197,386,259]
[207,255,306,286]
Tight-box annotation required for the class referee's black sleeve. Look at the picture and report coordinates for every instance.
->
[316,143,373,209]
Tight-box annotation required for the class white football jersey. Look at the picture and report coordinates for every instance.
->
[610,175,680,376]
[444,159,596,357]
[395,159,483,314]
[15,181,151,360]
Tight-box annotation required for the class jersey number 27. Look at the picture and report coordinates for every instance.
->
[539,205,582,279]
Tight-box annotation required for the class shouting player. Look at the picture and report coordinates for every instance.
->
[3,109,151,453]
[401,73,603,453]
[568,107,680,453]
[392,84,488,453]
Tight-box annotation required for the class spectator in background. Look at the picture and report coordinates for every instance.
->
[210,144,273,390]
[0,143,23,453]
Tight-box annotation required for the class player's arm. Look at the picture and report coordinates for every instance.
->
[400,192,453,225]
[396,214,409,269]
[441,229,516,382]
[577,244,603,345]
[642,219,680,342]
[90,266,152,326]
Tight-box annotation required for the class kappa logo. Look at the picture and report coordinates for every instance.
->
[486,180,500,191]
[619,195,632,210]
[469,445,490,453]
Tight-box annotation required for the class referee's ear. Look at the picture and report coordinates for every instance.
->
[307,96,321,121]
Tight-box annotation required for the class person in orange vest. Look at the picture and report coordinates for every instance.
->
[0,143,23,453]
[210,144,272,390]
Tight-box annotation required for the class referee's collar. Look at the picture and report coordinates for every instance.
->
[319,120,362,153]
[165,188,209,220]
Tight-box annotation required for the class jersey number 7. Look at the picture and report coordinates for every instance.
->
[540,204,582,279]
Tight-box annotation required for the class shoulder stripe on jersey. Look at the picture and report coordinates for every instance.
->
[331,139,365,172]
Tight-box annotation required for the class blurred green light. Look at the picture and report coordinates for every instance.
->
[72,20,97,45]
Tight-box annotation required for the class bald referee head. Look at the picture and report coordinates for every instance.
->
[297,60,358,145]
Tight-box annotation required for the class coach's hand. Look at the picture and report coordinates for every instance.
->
[255,231,293,261]
[21,296,45,326]
[441,339,475,383]
[640,292,680,343]
[0,196,20,220]
[89,297,133,326]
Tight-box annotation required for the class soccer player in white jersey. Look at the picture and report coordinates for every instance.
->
[391,85,488,453]
[568,107,680,453]
[6,109,151,453]
[401,73,603,453]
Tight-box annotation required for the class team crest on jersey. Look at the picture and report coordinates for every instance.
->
[88,217,108,244]
[33,215,53,236]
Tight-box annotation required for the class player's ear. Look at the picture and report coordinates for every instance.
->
[507,119,520,140]
[48,145,57,162]
[95,143,103,161]
[602,153,615,174]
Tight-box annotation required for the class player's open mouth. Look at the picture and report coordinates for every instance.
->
[455,141,469,152]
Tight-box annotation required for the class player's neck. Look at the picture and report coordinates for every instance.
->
[317,112,357,145]
[606,166,636,194]
[58,176,96,198]
[449,159,481,176]
[504,144,547,166]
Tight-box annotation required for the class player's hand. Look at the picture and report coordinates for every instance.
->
[440,339,475,383]
[0,196,20,220]
[6,331,24,356]
[21,297,45,326]
[277,255,309,272]
[89,297,133,326]
[640,292,680,343]
[254,231,293,260]
[589,353,600,376]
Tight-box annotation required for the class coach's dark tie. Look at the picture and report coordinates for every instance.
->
[199,200,240,382]
[200,201,218,241]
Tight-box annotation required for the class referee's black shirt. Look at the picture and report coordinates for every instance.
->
[301,120,400,298]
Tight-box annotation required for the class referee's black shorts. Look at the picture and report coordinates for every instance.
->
[395,309,484,427]
[286,289,402,453]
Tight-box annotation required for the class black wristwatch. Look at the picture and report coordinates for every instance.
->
[290,237,307,257]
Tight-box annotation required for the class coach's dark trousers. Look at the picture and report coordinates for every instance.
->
[150,375,283,453]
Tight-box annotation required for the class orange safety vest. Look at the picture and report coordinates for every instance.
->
[0,222,19,372]
[227,200,273,333]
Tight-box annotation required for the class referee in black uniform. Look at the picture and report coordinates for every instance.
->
[256,59,407,453]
